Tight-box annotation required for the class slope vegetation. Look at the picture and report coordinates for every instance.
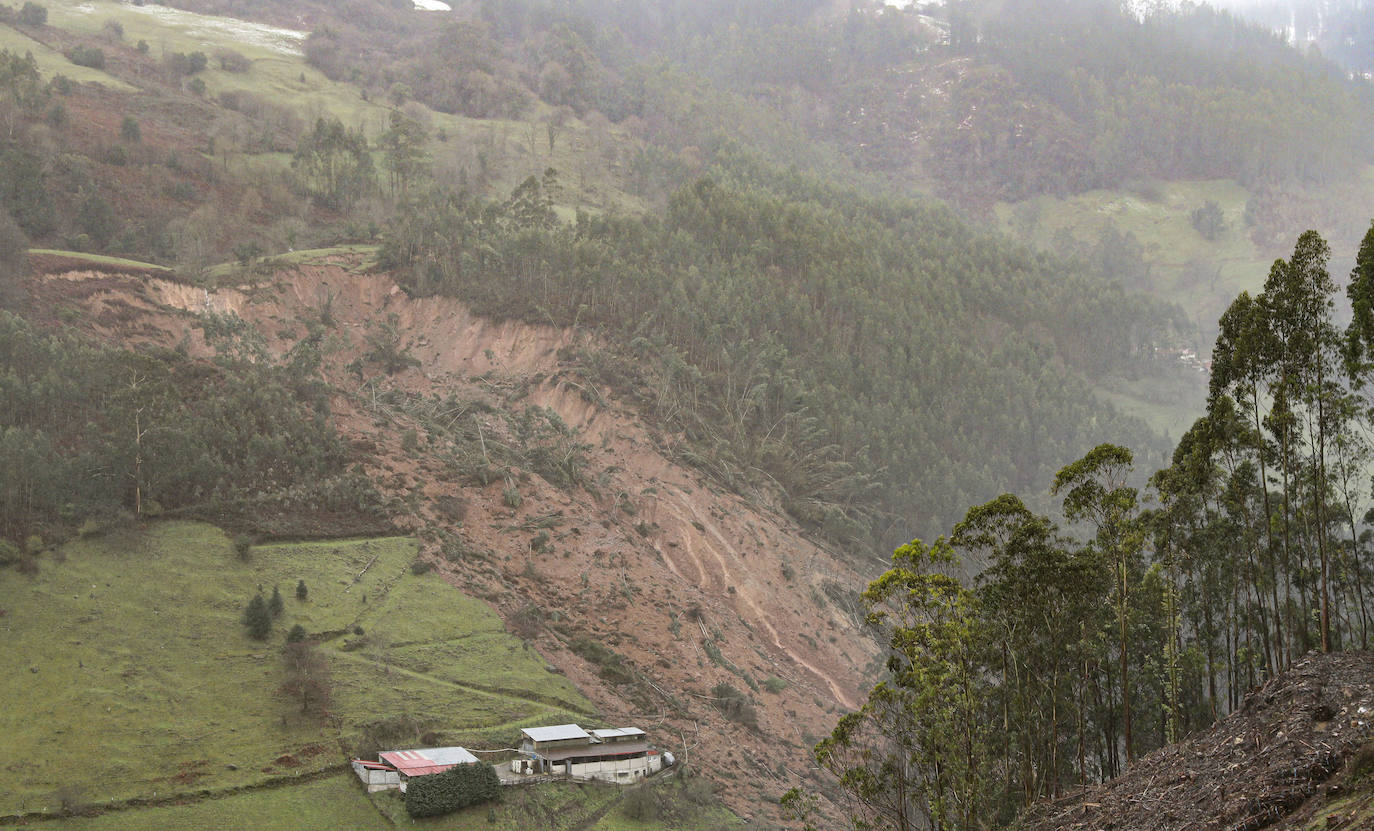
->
[1018,651,1374,831]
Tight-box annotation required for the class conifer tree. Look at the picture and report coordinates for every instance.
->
[242,593,271,640]
[268,585,284,618]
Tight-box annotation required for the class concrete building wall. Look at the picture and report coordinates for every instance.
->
[352,760,402,793]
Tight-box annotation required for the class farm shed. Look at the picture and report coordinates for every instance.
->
[351,759,401,793]
[512,724,666,783]
[353,746,479,792]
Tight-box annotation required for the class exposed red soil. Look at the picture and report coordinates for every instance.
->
[36,258,880,825]
[1018,651,1374,831]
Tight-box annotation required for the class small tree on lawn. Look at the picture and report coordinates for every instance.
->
[242,593,271,640]
[268,584,284,618]
[295,579,308,601]
[280,640,332,716]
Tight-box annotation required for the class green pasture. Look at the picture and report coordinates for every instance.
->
[0,20,135,89]
[0,521,590,818]
[34,770,743,831]
[28,248,172,270]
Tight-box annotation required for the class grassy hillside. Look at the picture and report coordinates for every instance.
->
[33,770,741,831]
[0,521,590,818]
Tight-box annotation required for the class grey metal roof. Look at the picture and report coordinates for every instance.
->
[591,727,645,739]
[522,724,590,742]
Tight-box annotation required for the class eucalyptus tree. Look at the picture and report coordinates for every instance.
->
[816,537,990,831]
[952,494,1105,805]
[1263,231,1341,653]
[1052,444,1143,766]
[1209,290,1286,662]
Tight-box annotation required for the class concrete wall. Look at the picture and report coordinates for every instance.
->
[509,754,664,784]
[352,760,401,793]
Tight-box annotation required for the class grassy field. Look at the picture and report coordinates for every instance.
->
[0,20,136,89]
[24,0,640,215]
[994,179,1265,331]
[0,521,590,819]
[33,770,743,831]
[28,248,173,270]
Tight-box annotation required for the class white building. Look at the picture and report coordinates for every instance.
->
[511,724,666,783]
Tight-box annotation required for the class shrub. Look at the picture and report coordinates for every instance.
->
[66,46,105,69]
[268,585,285,618]
[763,676,788,694]
[164,51,207,76]
[286,624,307,643]
[569,636,634,684]
[410,558,433,575]
[710,682,759,730]
[622,785,659,821]
[0,208,29,291]
[404,763,501,818]
[295,579,308,601]
[19,2,46,26]
[242,593,271,640]
[233,534,252,560]
[1190,200,1226,241]
[214,48,250,72]
[120,116,140,142]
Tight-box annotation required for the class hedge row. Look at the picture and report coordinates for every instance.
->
[404,763,501,818]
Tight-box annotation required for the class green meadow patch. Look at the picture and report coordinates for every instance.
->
[0,521,590,818]
[0,22,135,89]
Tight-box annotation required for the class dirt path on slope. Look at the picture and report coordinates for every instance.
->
[656,490,860,710]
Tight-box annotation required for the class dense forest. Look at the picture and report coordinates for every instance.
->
[807,224,1374,830]
[379,163,1185,550]
[0,0,1206,553]
[164,0,1374,206]
[0,307,386,562]
[1218,0,1374,75]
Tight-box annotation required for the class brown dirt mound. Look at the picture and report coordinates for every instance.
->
[1019,651,1374,831]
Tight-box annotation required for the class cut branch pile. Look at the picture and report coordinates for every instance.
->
[1018,652,1374,831]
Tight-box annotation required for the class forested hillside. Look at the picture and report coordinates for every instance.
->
[380,163,1182,550]
[805,224,1374,830]
[0,0,1203,553]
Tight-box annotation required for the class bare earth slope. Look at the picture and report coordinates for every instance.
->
[35,255,877,823]
[1019,651,1374,831]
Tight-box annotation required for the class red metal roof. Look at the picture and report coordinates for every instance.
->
[378,747,479,777]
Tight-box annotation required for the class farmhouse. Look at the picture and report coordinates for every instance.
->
[510,723,667,783]
[351,746,479,792]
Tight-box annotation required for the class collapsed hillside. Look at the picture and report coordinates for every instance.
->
[1018,651,1374,831]
[29,253,877,824]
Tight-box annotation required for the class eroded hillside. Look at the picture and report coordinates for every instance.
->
[34,252,877,824]
[1018,651,1374,831]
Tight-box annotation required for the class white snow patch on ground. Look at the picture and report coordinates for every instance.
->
[413,0,452,9]
[124,4,307,55]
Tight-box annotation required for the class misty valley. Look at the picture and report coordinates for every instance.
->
[5,1,1374,830]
